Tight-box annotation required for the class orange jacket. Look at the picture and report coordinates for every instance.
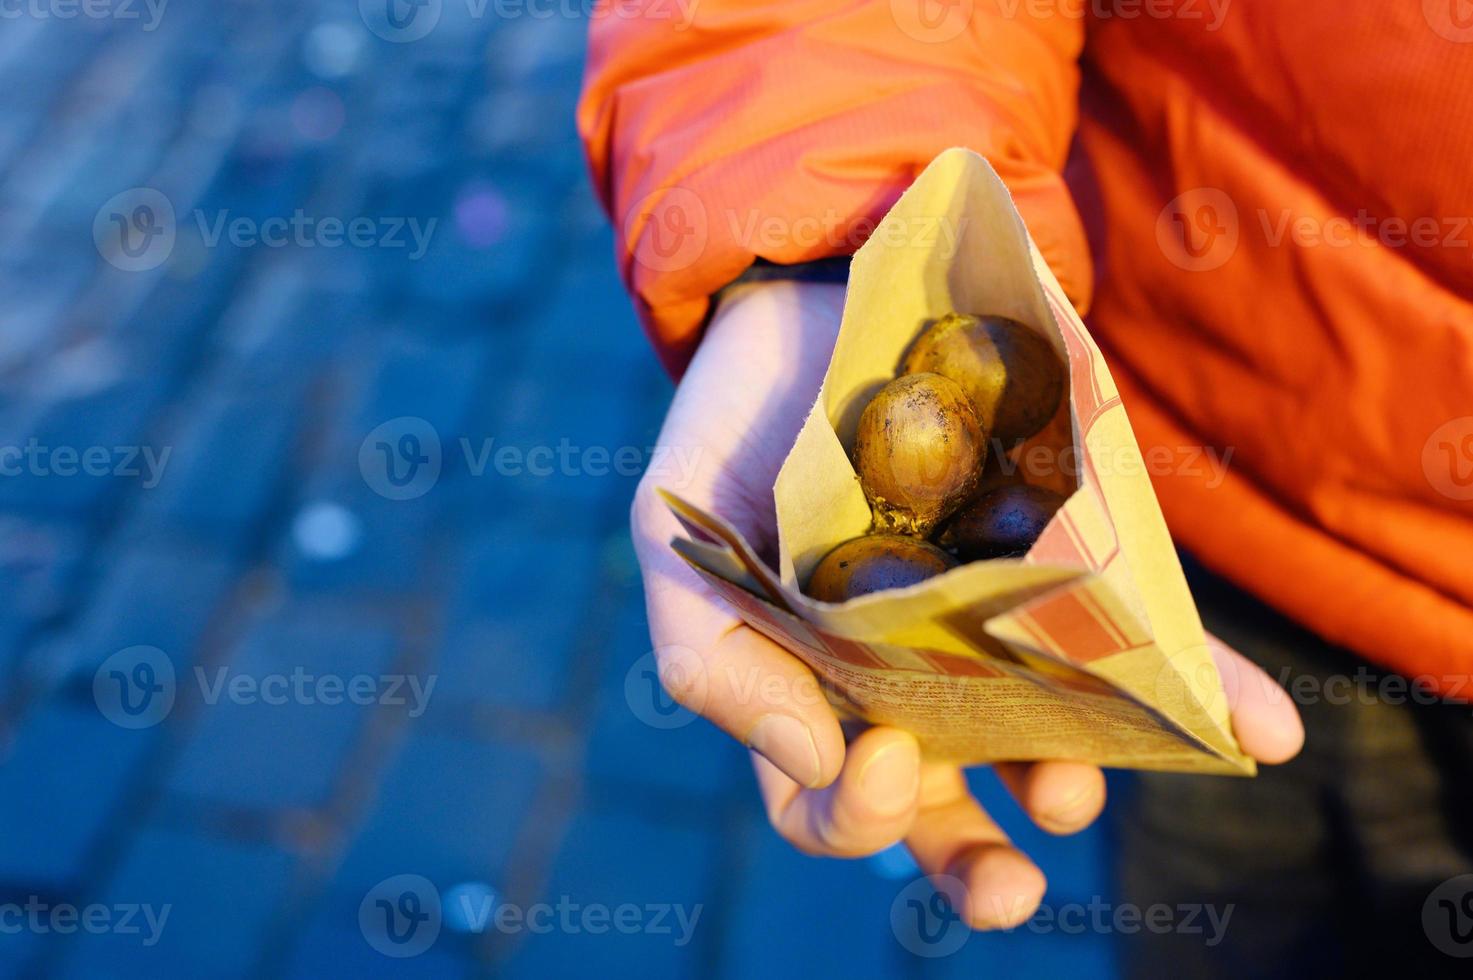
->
[579,2,1473,690]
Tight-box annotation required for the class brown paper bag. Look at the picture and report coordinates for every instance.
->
[663,149,1253,775]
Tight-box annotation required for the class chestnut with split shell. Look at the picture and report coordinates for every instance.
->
[901,313,1065,445]
[851,372,986,536]
[807,534,959,602]
[938,484,1067,560]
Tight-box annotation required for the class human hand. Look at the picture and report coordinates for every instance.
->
[629,280,1304,928]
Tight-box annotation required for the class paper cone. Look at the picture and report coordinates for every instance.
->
[663,149,1253,775]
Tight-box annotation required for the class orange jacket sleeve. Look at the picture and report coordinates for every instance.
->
[578,1,1091,375]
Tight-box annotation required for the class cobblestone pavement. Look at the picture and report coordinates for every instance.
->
[0,4,1115,977]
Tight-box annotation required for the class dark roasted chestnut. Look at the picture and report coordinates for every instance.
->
[901,313,1065,444]
[806,534,959,601]
[852,373,985,535]
[937,484,1067,560]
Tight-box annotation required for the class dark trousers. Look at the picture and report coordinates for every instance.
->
[1110,554,1473,978]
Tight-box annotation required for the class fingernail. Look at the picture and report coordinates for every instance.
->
[1041,782,1103,829]
[858,739,920,816]
[747,714,822,788]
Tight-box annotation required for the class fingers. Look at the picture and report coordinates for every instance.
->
[1208,632,1305,764]
[994,760,1106,835]
[904,765,1047,930]
[752,727,922,857]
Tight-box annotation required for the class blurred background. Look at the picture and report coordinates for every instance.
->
[0,2,1115,976]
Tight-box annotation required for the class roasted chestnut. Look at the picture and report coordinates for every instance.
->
[852,373,985,535]
[901,313,1065,444]
[807,534,958,601]
[937,484,1067,560]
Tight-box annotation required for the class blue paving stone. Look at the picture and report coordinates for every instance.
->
[0,517,86,684]
[42,542,235,689]
[485,354,647,509]
[926,925,1116,980]
[339,333,490,456]
[0,703,155,890]
[465,89,582,167]
[136,377,306,546]
[53,829,295,978]
[0,927,40,980]
[166,605,401,810]
[330,733,541,893]
[966,767,1110,904]
[0,379,166,516]
[521,261,654,364]
[278,479,436,595]
[498,809,717,979]
[434,523,597,709]
[402,186,551,309]
[718,819,905,980]
[283,924,473,980]
[584,598,747,801]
